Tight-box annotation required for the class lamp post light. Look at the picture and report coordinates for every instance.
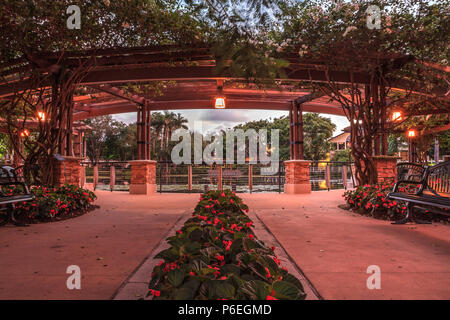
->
[407,129,417,162]
[214,97,226,109]
[407,129,416,138]
[37,111,46,121]
[391,111,402,122]
[20,129,30,137]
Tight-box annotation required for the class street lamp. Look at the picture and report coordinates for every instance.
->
[214,97,226,109]
[20,129,30,137]
[407,129,416,138]
[391,111,402,121]
[407,129,417,162]
[37,111,46,121]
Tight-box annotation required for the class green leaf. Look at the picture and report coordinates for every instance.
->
[154,248,178,261]
[282,273,305,292]
[167,269,184,288]
[272,281,300,300]
[220,264,240,276]
[215,282,235,299]
[208,280,235,299]
[240,280,268,300]
[189,228,203,242]
[173,288,193,300]
[185,241,200,254]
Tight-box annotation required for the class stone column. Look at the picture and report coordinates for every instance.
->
[372,155,399,183]
[284,160,311,194]
[51,156,83,186]
[129,160,157,195]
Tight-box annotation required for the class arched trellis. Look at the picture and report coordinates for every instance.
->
[0,45,448,186]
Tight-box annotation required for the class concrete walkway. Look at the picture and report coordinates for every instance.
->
[242,191,450,300]
[0,190,449,299]
[0,191,197,299]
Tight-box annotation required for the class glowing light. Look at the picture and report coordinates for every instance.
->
[408,129,416,138]
[392,111,402,121]
[37,111,46,121]
[214,97,226,109]
[266,146,276,153]
[20,129,30,137]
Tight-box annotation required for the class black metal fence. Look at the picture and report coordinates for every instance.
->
[82,160,354,193]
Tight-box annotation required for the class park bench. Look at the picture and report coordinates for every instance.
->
[0,165,34,227]
[388,161,450,224]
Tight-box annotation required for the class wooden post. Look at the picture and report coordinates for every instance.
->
[83,133,87,158]
[289,105,294,160]
[248,164,253,192]
[298,103,304,160]
[137,105,143,159]
[292,102,299,160]
[80,165,86,188]
[217,166,223,190]
[342,165,348,190]
[146,101,151,160]
[325,164,331,190]
[110,164,115,192]
[188,164,192,191]
[93,165,99,190]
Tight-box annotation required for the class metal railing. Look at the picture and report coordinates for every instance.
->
[81,161,131,191]
[82,160,354,193]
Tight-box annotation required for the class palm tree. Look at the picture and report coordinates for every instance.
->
[151,112,165,159]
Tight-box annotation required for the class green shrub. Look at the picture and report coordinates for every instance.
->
[4,184,96,220]
[343,182,411,220]
[147,189,306,300]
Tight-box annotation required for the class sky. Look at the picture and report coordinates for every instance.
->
[113,109,349,137]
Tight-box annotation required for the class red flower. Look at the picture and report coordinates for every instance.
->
[223,240,232,251]
[149,289,160,297]
[248,234,254,240]
[266,295,277,300]
[189,271,195,276]
[216,254,224,261]
[265,267,271,278]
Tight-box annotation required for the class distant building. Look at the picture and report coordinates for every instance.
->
[329,132,350,151]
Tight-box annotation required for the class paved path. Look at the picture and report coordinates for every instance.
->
[0,191,197,299]
[241,191,450,300]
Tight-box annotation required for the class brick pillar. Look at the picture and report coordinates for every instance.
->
[51,156,83,186]
[129,160,157,195]
[284,160,311,194]
[373,155,399,183]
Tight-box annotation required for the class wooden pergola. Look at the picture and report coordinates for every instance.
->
[1,45,448,163]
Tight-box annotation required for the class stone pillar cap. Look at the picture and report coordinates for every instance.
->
[284,160,312,163]
[128,160,157,163]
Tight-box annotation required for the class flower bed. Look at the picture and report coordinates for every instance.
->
[4,184,97,221]
[147,189,306,300]
[343,182,412,220]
